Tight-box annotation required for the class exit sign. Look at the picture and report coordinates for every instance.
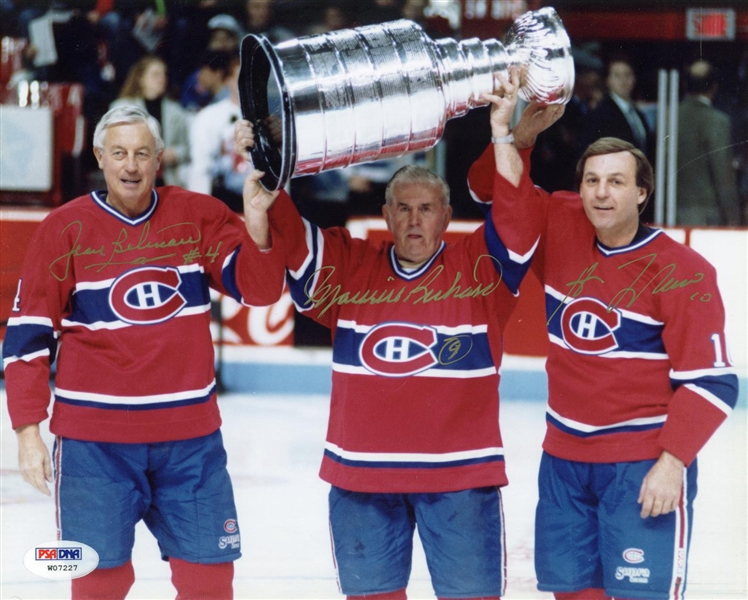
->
[686,8,735,40]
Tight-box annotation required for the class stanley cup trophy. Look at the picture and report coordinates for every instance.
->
[239,7,574,190]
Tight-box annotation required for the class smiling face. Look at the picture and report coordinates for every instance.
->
[94,122,162,217]
[580,151,647,248]
[382,181,452,266]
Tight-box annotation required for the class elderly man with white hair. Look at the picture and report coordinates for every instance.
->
[3,105,284,599]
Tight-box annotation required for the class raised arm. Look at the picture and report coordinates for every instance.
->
[469,71,565,292]
[234,119,279,248]
[484,70,566,185]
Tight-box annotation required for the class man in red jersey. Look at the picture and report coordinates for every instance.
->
[233,113,542,600]
[3,105,285,599]
[468,71,739,600]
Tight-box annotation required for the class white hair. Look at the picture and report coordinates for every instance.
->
[93,105,164,153]
[385,165,450,207]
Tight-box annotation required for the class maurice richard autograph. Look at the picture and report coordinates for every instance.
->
[49,220,223,281]
[303,254,505,318]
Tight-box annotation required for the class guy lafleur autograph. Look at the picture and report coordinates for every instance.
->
[49,220,223,281]
[304,254,504,318]
[549,252,708,324]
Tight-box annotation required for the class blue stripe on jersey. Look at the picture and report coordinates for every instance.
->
[54,384,216,411]
[287,221,323,313]
[332,324,495,373]
[2,321,57,362]
[221,247,243,303]
[67,269,210,326]
[323,449,505,470]
[546,413,665,438]
[545,293,667,355]
[670,373,739,410]
[484,215,530,295]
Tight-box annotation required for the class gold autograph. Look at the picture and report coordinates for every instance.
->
[304,254,504,318]
[49,220,216,281]
[547,252,707,324]
[438,335,473,365]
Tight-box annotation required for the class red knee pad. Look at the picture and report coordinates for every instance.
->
[348,590,407,600]
[555,589,608,600]
[169,558,234,600]
[71,560,135,600]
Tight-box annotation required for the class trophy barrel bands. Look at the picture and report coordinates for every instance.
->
[239,8,574,191]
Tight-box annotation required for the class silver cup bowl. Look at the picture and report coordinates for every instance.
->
[239,7,574,190]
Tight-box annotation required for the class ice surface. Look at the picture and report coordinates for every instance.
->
[1,389,745,599]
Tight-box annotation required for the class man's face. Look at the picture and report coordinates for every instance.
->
[607,61,635,100]
[94,122,161,215]
[198,66,224,94]
[382,182,451,265]
[580,151,647,246]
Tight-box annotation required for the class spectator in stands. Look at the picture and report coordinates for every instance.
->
[110,55,190,187]
[582,55,655,221]
[206,13,244,52]
[305,1,351,35]
[676,59,741,226]
[177,15,242,114]
[187,53,246,212]
[180,49,233,113]
[530,65,603,193]
[581,55,654,158]
[242,0,295,43]
[12,3,117,124]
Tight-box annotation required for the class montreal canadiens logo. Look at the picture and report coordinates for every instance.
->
[109,266,187,325]
[560,297,621,355]
[623,548,645,564]
[359,323,439,377]
[223,519,238,534]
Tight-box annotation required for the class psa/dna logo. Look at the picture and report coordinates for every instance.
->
[359,323,439,377]
[561,297,621,355]
[36,547,82,560]
[109,266,187,325]
[24,540,99,580]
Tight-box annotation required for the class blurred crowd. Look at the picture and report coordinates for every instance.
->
[1,0,453,222]
[1,0,746,226]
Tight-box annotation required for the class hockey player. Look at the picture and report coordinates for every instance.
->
[234,117,537,600]
[467,71,739,600]
[3,105,285,599]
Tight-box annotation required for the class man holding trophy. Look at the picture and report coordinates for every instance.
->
[234,7,574,599]
[468,71,738,600]
[235,101,558,598]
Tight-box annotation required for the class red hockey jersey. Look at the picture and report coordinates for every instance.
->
[3,187,285,443]
[269,191,524,493]
[468,146,738,466]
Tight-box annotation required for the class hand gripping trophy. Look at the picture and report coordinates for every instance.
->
[239,7,574,190]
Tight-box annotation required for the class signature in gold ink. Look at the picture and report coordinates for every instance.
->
[608,253,705,309]
[304,254,504,318]
[547,252,707,324]
[437,335,473,366]
[49,221,106,282]
[49,220,218,280]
